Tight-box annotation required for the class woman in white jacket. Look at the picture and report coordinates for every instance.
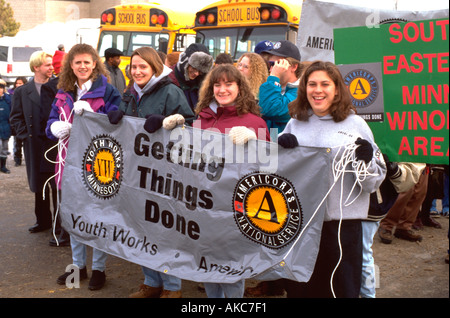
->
[278,61,386,298]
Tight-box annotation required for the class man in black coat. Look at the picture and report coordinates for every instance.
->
[10,51,56,234]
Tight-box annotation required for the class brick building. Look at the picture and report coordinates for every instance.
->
[8,0,129,31]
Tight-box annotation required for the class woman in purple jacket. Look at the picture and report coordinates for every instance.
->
[46,44,121,291]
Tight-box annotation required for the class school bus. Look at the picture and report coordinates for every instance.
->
[193,0,302,61]
[97,3,196,79]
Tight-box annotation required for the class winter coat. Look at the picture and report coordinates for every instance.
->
[52,50,66,75]
[105,61,126,96]
[0,93,11,140]
[258,75,298,136]
[195,104,271,142]
[119,67,195,123]
[46,75,121,188]
[10,79,48,192]
[168,43,212,111]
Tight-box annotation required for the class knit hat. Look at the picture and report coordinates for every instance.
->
[184,51,213,80]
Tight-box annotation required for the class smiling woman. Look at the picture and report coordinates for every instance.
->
[45,43,122,291]
[70,53,97,87]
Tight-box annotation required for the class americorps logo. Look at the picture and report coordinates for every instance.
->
[344,69,379,108]
[233,172,303,249]
[82,135,123,199]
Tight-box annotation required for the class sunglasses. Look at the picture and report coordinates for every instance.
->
[268,61,275,68]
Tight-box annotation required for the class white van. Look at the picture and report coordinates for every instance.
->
[0,44,42,86]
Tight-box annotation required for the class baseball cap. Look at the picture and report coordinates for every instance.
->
[254,41,274,55]
[265,40,301,61]
[105,48,123,59]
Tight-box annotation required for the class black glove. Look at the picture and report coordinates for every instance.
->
[144,114,165,133]
[383,153,399,177]
[355,138,373,163]
[108,110,124,125]
[278,133,299,148]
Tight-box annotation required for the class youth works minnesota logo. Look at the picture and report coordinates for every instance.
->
[82,135,123,199]
[233,172,302,249]
[344,69,379,108]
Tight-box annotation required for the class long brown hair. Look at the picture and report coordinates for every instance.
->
[58,44,109,92]
[289,61,356,122]
[195,64,261,117]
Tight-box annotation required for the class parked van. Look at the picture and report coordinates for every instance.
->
[0,44,42,86]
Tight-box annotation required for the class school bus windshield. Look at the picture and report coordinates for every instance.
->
[196,26,292,61]
[194,0,301,61]
[98,31,171,57]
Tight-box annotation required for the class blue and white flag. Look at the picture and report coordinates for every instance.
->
[60,112,331,283]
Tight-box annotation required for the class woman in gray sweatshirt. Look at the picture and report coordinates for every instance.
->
[278,61,386,298]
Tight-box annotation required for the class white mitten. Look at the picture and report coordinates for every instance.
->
[50,121,72,139]
[73,100,93,116]
[163,114,185,130]
[228,126,257,145]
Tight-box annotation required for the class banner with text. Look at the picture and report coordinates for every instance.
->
[334,18,449,164]
[298,0,449,63]
[60,112,331,283]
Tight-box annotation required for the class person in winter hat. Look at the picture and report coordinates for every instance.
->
[168,43,213,110]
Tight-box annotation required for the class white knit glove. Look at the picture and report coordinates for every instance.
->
[73,100,93,116]
[163,114,185,130]
[228,126,257,145]
[50,121,72,139]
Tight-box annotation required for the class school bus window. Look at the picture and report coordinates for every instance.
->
[98,31,130,56]
[198,26,289,60]
[129,33,170,52]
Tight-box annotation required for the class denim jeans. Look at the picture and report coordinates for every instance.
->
[70,236,107,271]
[142,266,181,291]
[360,221,379,298]
[203,281,245,298]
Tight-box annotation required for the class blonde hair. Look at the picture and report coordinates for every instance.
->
[29,51,52,73]
[237,53,268,98]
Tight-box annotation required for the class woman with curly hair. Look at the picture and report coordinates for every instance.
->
[46,43,121,291]
[236,52,268,100]
[194,64,269,298]
[195,64,270,144]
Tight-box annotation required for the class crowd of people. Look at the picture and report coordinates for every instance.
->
[0,39,448,298]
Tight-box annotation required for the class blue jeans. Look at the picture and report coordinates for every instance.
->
[360,221,379,298]
[203,281,245,298]
[431,173,449,215]
[70,236,107,271]
[142,266,181,291]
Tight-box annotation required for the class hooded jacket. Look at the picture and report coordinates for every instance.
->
[119,65,195,123]
[168,44,212,110]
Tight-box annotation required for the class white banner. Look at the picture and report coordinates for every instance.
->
[298,0,449,62]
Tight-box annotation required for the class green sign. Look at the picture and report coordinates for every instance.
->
[335,18,449,164]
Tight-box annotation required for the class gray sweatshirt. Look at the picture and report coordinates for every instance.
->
[281,111,387,221]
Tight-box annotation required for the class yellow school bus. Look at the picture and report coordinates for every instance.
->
[97,3,196,79]
[193,0,302,61]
